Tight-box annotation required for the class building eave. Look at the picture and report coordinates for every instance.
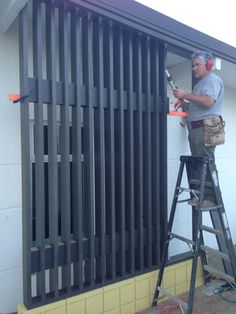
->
[1,0,236,64]
[70,0,236,64]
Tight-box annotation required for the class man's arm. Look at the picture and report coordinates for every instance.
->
[173,89,214,107]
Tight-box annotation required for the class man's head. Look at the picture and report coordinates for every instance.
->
[191,51,214,79]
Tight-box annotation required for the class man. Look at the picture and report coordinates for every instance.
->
[173,50,225,206]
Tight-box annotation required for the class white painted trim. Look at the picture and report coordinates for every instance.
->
[0,0,29,32]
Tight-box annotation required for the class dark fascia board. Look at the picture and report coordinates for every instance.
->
[69,0,236,64]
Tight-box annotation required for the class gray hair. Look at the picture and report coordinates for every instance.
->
[191,50,213,63]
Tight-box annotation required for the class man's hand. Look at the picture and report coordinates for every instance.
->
[173,88,186,100]
[173,99,184,111]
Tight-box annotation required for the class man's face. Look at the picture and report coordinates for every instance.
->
[192,57,209,80]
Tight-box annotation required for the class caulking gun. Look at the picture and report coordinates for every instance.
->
[165,69,189,127]
[165,69,178,91]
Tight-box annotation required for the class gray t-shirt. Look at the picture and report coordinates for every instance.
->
[188,72,224,122]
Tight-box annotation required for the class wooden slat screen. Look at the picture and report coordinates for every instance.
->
[19,0,166,308]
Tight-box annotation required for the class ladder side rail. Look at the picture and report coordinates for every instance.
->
[151,233,170,307]
[187,159,208,314]
[167,160,186,232]
[186,158,207,245]
[199,230,210,284]
[209,209,234,276]
[185,157,200,201]
[197,160,210,284]
[207,162,236,278]
[152,160,186,307]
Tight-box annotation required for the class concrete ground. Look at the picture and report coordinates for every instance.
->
[137,279,236,314]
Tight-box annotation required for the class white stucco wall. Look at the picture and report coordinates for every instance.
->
[217,86,236,239]
[167,60,236,256]
[0,19,23,313]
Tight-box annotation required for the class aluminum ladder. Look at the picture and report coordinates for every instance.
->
[152,155,236,314]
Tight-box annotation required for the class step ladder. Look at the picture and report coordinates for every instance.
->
[152,155,236,314]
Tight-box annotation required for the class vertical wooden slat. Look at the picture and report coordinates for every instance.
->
[83,13,95,286]
[33,0,45,300]
[158,43,168,253]
[105,21,116,279]
[134,33,144,271]
[59,3,71,291]
[116,27,125,276]
[143,36,152,267]
[126,31,135,273]
[46,1,59,297]
[19,2,32,307]
[94,17,106,283]
[151,40,161,265]
[71,7,83,290]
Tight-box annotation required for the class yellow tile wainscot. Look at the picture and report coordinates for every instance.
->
[18,260,203,314]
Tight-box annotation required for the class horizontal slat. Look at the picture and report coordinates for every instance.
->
[203,265,235,283]
[31,227,152,272]
[28,78,155,111]
[158,287,188,309]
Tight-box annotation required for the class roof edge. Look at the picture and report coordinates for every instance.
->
[72,0,236,64]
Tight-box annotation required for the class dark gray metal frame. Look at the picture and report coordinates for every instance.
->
[19,0,168,308]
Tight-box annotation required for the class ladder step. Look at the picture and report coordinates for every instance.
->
[158,287,188,310]
[177,198,191,203]
[177,187,199,194]
[200,225,223,236]
[203,265,235,283]
[168,232,195,245]
[200,245,230,261]
[200,204,223,212]
[189,179,212,187]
